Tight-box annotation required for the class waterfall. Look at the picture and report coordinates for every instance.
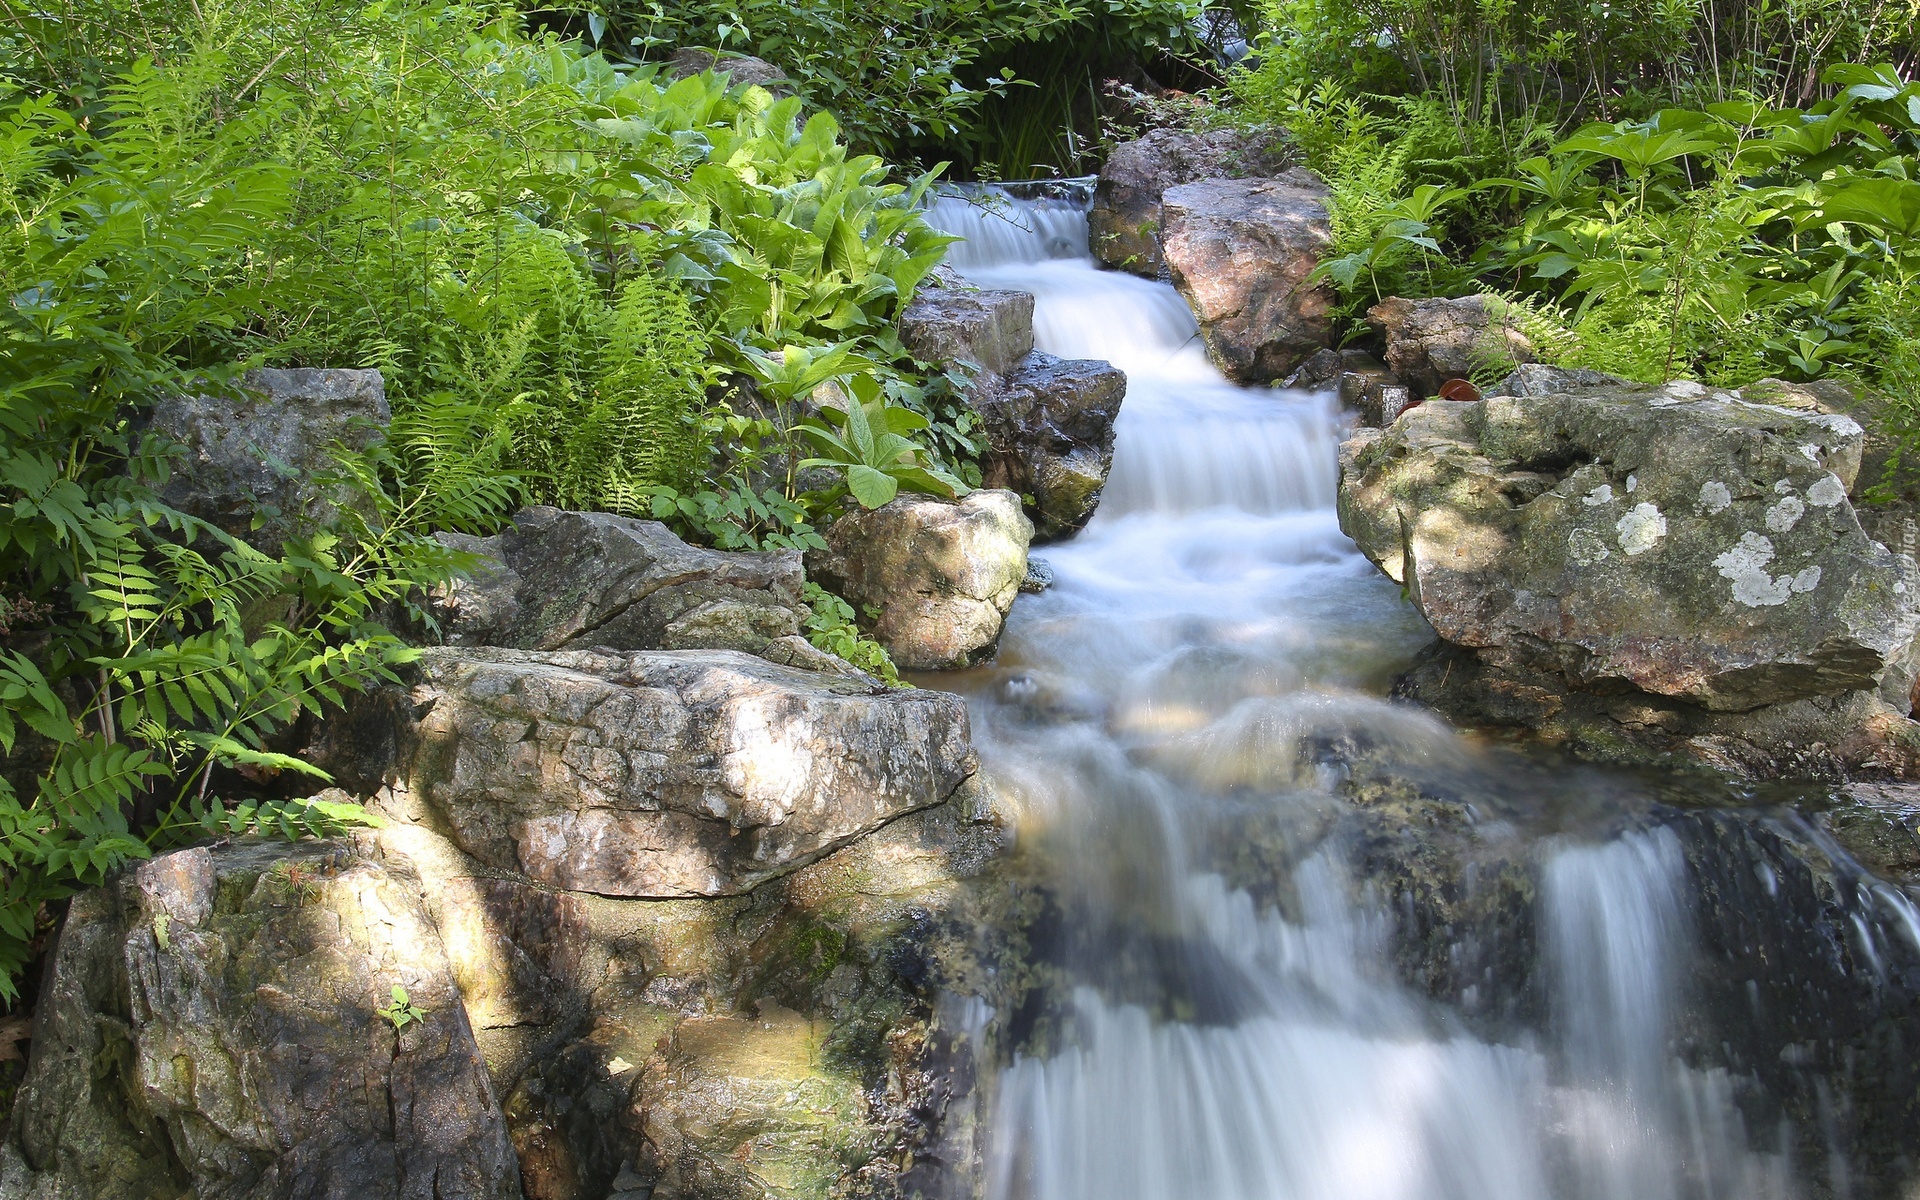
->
[923,189,1814,1200]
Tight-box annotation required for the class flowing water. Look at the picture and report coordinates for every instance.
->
[919,190,1920,1200]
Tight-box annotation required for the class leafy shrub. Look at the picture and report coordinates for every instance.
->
[0,65,468,998]
[801,583,904,685]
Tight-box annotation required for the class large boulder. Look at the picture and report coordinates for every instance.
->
[393,647,974,897]
[898,287,1035,377]
[1366,296,1536,398]
[1,840,519,1200]
[147,367,389,550]
[808,491,1032,670]
[973,353,1126,540]
[1339,375,1920,774]
[1088,128,1290,276]
[434,507,806,656]
[1160,174,1336,383]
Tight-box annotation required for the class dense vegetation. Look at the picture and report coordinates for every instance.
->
[1222,0,1920,491]
[0,0,970,997]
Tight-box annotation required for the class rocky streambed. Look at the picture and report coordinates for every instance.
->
[12,134,1920,1200]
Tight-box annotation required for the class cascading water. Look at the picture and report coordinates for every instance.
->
[917,190,1887,1200]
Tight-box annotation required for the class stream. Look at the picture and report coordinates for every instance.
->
[920,189,1920,1200]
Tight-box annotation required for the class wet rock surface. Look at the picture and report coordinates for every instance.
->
[1088,128,1290,277]
[1160,173,1336,383]
[392,646,975,897]
[433,507,807,656]
[146,367,390,550]
[1,840,517,1200]
[972,353,1126,540]
[1339,373,1920,775]
[808,491,1032,670]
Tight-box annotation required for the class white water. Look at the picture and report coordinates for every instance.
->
[924,193,1799,1200]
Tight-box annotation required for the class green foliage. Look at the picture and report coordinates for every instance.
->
[376,984,428,1031]
[801,583,903,686]
[597,0,1209,172]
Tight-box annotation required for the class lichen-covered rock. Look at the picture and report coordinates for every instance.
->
[1160,175,1336,383]
[974,353,1126,540]
[898,287,1036,378]
[1339,377,1916,712]
[434,507,806,656]
[1366,296,1535,398]
[396,647,974,897]
[2,840,519,1200]
[808,491,1032,670]
[1088,128,1290,276]
[146,367,389,549]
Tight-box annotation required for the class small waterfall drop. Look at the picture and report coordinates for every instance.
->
[923,189,1824,1200]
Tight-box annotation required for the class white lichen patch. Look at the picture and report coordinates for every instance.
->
[1800,443,1823,462]
[1583,484,1615,507]
[1698,481,1732,513]
[1808,475,1847,507]
[1765,494,1806,533]
[1616,503,1668,555]
[1814,413,1864,438]
[1774,479,1794,495]
[1712,532,1798,607]
[1665,380,1707,399]
[1568,527,1611,565]
[1791,565,1822,593]
[1625,474,1638,493]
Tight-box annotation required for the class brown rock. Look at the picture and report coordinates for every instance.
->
[1160,175,1336,383]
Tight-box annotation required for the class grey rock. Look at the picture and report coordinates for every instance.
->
[1021,557,1055,593]
[147,367,389,550]
[663,48,789,91]
[1340,377,1916,714]
[5,839,519,1200]
[1089,128,1291,276]
[1161,175,1337,383]
[1494,363,1626,397]
[808,491,1032,670]
[432,507,806,656]
[397,647,974,897]
[898,288,1036,377]
[974,352,1127,540]
[1367,296,1535,399]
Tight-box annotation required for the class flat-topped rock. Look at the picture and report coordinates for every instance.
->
[147,367,390,550]
[433,506,805,656]
[398,647,975,897]
[898,287,1035,377]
